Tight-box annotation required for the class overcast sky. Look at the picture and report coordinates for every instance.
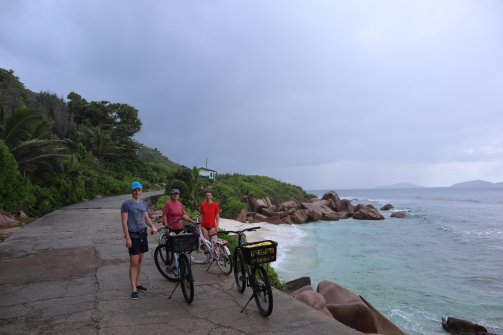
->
[1,0,503,189]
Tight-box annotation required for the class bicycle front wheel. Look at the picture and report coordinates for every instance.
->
[233,250,246,293]
[179,253,194,304]
[154,244,178,282]
[252,265,273,317]
[215,244,233,275]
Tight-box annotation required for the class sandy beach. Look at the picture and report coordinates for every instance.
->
[218,218,306,274]
[219,218,271,242]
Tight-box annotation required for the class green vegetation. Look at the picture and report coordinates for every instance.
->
[156,170,311,219]
[2,67,310,220]
[213,174,310,218]
[0,68,178,215]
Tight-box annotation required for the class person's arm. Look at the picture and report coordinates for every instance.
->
[121,212,132,248]
[183,213,196,224]
[145,211,157,235]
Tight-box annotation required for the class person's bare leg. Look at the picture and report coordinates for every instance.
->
[135,253,144,286]
[201,226,209,241]
[129,254,140,292]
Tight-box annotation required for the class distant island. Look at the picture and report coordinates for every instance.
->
[374,180,503,189]
[450,180,503,189]
[375,182,424,189]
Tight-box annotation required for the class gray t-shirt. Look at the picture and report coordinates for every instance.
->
[121,199,148,235]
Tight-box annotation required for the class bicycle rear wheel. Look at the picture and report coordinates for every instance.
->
[215,244,233,275]
[252,265,273,317]
[233,250,246,293]
[179,253,194,304]
[154,244,178,282]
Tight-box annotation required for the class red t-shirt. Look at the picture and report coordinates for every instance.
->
[200,201,220,229]
[163,200,185,230]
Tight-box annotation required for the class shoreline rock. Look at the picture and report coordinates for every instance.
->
[241,190,387,224]
[286,277,406,335]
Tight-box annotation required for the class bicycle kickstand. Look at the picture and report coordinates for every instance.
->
[240,293,256,313]
[206,258,215,271]
[168,282,180,299]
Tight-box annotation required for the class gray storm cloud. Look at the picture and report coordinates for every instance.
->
[1,0,502,188]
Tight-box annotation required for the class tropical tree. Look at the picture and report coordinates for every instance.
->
[0,140,34,212]
[1,108,69,177]
[165,166,211,209]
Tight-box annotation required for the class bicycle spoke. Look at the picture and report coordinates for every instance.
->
[252,266,273,316]
[179,254,194,304]
[216,244,233,275]
[154,245,178,282]
[233,251,246,293]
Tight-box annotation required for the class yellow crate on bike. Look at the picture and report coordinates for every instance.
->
[242,240,277,265]
[167,233,199,253]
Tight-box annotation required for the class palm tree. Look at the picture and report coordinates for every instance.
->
[0,108,68,177]
[166,166,210,209]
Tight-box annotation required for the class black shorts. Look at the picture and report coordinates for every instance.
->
[129,237,149,256]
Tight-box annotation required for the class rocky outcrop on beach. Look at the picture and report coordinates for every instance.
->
[287,277,405,335]
[390,211,407,218]
[243,190,385,224]
[381,204,394,210]
[442,316,489,335]
[0,210,19,229]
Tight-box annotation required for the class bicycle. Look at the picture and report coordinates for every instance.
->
[221,227,277,317]
[189,222,233,275]
[153,227,198,304]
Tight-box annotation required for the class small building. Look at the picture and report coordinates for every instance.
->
[198,167,217,181]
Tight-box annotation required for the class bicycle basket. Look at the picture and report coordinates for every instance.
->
[241,240,277,265]
[167,233,199,253]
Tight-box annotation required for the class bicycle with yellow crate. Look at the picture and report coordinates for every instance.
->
[221,227,277,317]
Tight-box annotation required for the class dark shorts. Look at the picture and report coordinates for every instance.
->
[128,237,149,256]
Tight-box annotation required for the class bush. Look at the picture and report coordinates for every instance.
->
[220,196,246,219]
[0,141,34,212]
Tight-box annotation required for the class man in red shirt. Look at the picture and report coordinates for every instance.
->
[199,192,220,241]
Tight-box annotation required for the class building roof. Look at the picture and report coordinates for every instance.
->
[198,167,217,172]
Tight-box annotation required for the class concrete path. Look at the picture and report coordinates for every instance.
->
[0,191,362,335]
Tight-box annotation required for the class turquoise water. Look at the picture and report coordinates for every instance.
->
[272,188,503,335]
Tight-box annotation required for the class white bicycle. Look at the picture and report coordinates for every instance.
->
[189,221,233,275]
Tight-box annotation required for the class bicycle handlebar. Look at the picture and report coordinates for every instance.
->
[220,227,261,235]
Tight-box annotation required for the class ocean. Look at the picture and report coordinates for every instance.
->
[268,187,503,335]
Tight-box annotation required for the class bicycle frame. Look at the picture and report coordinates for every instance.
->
[190,223,232,274]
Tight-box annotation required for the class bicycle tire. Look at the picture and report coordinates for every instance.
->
[179,253,194,304]
[158,235,168,263]
[154,244,178,282]
[215,244,233,275]
[252,265,273,317]
[233,250,246,293]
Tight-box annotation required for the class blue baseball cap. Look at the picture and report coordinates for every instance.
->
[170,188,180,194]
[130,181,142,191]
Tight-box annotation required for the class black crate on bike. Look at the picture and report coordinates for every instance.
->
[242,240,277,265]
[167,233,199,253]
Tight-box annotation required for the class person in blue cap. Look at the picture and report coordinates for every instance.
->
[121,181,158,300]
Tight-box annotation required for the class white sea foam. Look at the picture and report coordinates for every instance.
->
[253,222,308,268]
[218,218,307,269]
